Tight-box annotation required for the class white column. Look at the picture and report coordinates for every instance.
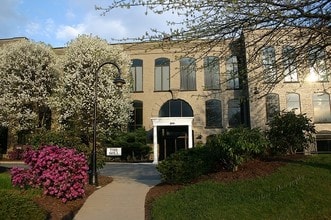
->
[188,124,193,149]
[153,125,158,164]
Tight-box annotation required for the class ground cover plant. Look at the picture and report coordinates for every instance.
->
[148,155,331,220]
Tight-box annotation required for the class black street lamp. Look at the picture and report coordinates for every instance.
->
[91,61,126,186]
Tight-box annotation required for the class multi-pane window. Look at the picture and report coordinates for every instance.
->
[228,99,241,127]
[204,56,220,90]
[313,93,331,123]
[205,99,222,128]
[180,57,196,90]
[159,99,193,117]
[129,100,143,131]
[130,59,143,92]
[262,46,277,83]
[226,56,240,89]
[155,58,170,91]
[307,46,328,82]
[266,93,280,122]
[286,93,301,114]
[282,46,298,82]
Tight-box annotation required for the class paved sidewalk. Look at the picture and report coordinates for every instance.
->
[74,163,161,220]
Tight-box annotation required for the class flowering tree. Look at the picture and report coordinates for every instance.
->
[56,35,133,146]
[0,39,59,142]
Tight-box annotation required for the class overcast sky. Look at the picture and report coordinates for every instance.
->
[0,0,176,47]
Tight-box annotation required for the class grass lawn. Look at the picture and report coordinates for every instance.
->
[151,155,331,220]
[0,172,48,220]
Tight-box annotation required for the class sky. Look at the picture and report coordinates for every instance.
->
[0,0,177,48]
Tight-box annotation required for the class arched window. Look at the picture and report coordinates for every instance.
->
[205,99,222,128]
[228,99,241,127]
[159,99,193,117]
[180,57,196,90]
[204,56,220,90]
[266,93,279,122]
[286,93,301,114]
[129,100,143,131]
[130,59,143,92]
[313,93,331,123]
[154,58,170,91]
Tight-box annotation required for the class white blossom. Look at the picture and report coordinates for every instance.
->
[56,35,133,142]
[0,39,59,133]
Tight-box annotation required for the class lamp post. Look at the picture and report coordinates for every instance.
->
[91,61,126,186]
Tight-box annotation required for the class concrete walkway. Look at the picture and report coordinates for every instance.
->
[74,163,161,220]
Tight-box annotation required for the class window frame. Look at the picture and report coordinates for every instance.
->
[266,93,280,123]
[226,55,240,89]
[282,46,298,82]
[204,56,220,90]
[130,59,143,92]
[154,58,170,91]
[205,99,222,128]
[180,57,196,91]
[262,46,277,83]
[313,93,331,123]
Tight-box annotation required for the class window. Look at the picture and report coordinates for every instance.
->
[313,93,331,123]
[266,93,280,122]
[283,46,298,82]
[129,100,143,131]
[286,93,301,114]
[159,99,193,117]
[307,46,328,82]
[228,99,241,127]
[180,57,196,90]
[204,56,220,90]
[130,59,143,92]
[226,56,240,89]
[206,99,222,128]
[262,46,277,83]
[155,58,170,91]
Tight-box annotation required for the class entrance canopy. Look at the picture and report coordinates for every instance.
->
[151,117,194,164]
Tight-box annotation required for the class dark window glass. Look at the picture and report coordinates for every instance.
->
[228,99,241,127]
[180,57,196,90]
[226,56,240,89]
[130,59,143,92]
[206,99,222,128]
[155,58,170,91]
[129,100,143,131]
[159,99,193,117]
[204,56,220,90]
[266,93,280,122]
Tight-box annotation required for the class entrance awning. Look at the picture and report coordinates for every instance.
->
[151,117,194,164]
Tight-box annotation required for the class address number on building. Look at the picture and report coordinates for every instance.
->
[106,148,122,156]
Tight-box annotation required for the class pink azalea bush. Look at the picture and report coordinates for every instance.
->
[11,145,89,203]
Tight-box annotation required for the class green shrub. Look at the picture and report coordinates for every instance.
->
[267,111,316,155]
[0,190,48,220]
[157,147,216,184]
[103,128,151,161]
[206,127,268,171]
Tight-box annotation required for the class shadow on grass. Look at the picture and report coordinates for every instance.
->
[0,166,9,173]
[265,154,331,172]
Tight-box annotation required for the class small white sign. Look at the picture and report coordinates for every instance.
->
[106,148,122,156]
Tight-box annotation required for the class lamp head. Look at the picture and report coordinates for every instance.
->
[113,77,126,88]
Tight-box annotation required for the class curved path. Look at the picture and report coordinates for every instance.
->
[74,163,161,220]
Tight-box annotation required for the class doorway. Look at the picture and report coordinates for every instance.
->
[158,126,189,160]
